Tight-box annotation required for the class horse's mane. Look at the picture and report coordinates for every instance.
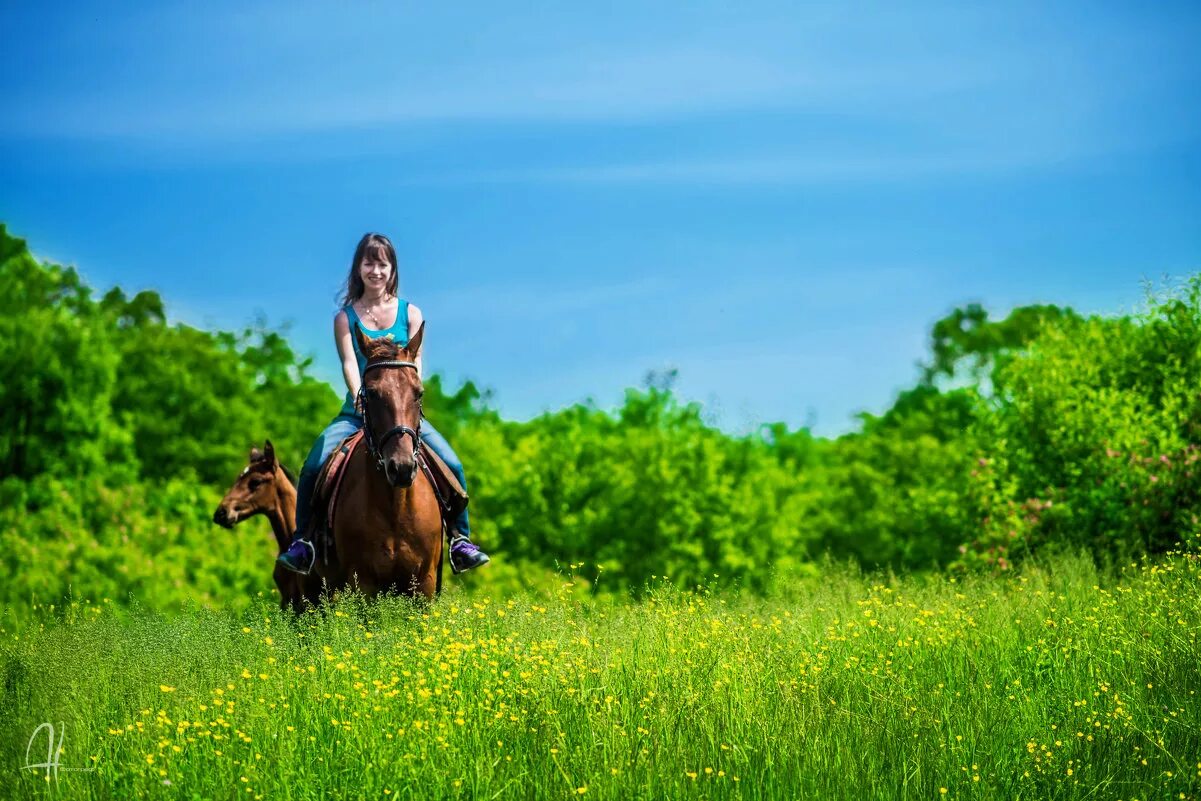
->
[279,463,297,489]
[249,450,298,489]
[363,336,406,360]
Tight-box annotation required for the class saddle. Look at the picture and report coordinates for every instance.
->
[309,430,469,559]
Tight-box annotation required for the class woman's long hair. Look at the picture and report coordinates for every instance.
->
[340,232,399,306]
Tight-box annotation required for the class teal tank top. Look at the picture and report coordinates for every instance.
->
[339,299,410,416]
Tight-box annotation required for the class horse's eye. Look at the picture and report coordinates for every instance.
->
[248,479,264,491]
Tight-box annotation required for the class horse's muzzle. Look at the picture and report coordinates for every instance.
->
[383,457,419,488]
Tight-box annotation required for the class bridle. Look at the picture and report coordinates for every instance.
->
[357,360,422,472]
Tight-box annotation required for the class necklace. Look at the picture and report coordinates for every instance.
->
[356,296,393,329]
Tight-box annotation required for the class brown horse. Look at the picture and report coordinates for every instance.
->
[213,441,321,612]
[315,323,444,599]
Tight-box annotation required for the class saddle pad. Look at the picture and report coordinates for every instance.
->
[313,430,365,534]
[417,440,470,520]
[310,430,469,540]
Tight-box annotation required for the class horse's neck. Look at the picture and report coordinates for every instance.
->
[352,455,433,532]
[372,462,429,518]
[266,470,298,553]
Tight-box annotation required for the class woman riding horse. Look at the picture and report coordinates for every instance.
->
[277,232,489,577]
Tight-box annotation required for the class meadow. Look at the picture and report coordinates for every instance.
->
[6,230,1201,799]
[4,554,1199,800]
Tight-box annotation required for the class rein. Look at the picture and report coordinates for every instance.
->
[357,359,422,472]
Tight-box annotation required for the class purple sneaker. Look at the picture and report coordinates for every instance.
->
[277,538,316,575]
[449,535,490,574]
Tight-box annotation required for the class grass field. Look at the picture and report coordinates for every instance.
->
[3,554,1200,800]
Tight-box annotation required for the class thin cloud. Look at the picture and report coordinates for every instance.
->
[0,4,1033,140]
[422,276,667,329]
[2,45,988,140]
[393,145,1113,187]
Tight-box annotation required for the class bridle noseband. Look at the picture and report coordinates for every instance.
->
[357,360,422,472]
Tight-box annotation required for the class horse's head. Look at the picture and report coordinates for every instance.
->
[355,322,425,488]
[213,440,282,528]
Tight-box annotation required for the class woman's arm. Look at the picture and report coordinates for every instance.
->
[333,310,361,399]
[408,302,425,378]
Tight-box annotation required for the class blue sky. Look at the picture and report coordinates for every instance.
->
[2,1,1199,436]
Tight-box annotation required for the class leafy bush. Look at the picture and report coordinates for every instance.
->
[960,278,1201,568]
[3,221,1200,616]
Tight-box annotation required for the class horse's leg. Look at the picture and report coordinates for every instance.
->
[300,576,321,611]
[434,521,444,596]
[399,542,442,600]
[383,574,431,601]
[401,480,445,600]
[287,583,302,614]
[417,572,439,599]
[328,448,385,602]
[421,489,445,600]
[273,564,293,612]
[286,575,309,615]
[351,570,382,598]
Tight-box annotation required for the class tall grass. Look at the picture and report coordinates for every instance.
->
[3,554,1199,800]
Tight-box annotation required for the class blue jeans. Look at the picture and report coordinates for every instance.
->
[294,414,470,538]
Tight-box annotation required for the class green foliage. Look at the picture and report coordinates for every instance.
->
[0,473,277,615]
[960,278,1201,568]
[0,225,338,488]
[3,221,1201,617]
[922,301,1081,386]
[0,227,132,481]
[420,373,496,439]
[799,386,982,568]
[459,389,819,595]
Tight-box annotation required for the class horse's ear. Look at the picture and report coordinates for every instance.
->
[406,322,425,357]
[263,440,276,465]
[353,322,373,356]
[249,446,263,462]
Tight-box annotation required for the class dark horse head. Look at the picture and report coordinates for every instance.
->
[354,322,425,488]
[213,440,288,528]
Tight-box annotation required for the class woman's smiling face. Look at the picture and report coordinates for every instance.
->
[359,248,394,295]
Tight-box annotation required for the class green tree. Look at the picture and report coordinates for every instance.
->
[0,225,133,481]
[922,302,1081,386]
